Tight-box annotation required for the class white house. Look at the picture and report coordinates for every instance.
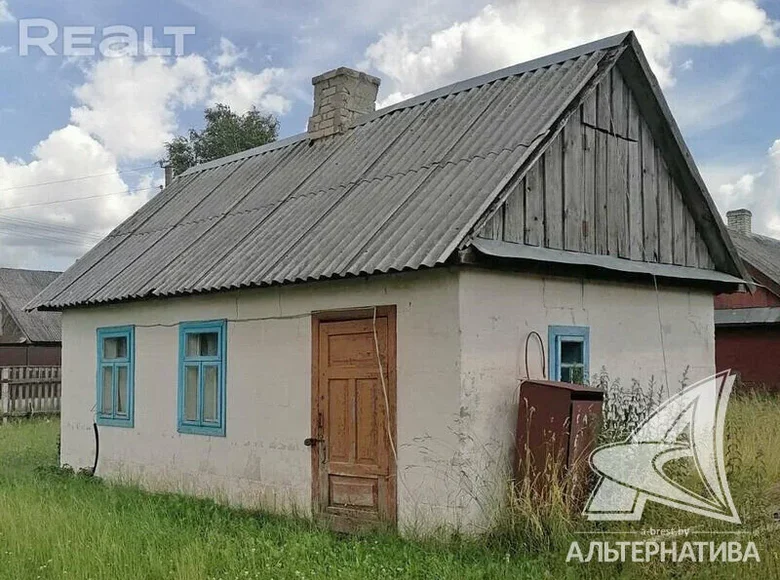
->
[29,32,747,533]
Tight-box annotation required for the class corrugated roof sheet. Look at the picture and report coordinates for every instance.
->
[715,307,780,326]
[0,268,61,342]
[729,230,780,288]
[31,35,628,310]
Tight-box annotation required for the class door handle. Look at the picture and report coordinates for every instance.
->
[304,437,323,447]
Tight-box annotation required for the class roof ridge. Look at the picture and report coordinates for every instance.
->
[181,31,632,177]
[0,266,61,275]
[357,31,631,126]
[743,231,780,244]
[180,133,308,176]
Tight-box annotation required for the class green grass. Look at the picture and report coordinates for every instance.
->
[0,396,779,579]
[0,420,550,580]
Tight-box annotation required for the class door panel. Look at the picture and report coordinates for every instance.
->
[327,378,351,463]
[356,378,379,464]
[327,332,377,366]
[312,307,396,530]
[329,475,378,508]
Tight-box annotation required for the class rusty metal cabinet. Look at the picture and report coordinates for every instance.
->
[515,379,603,497]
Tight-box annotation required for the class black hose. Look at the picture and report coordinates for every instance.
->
[524,331,546,380]
[91,422,99,476]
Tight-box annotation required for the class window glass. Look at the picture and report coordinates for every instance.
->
[104,336,127,360]
[185,333,200,358]
[569,366,585,384]
[561,340,583,364]
[116,366,128,415]
[203,366,218,422]
[184,366,199,422]
[186,332,218,357]
[200,333,218,357]
[101,366,113,415]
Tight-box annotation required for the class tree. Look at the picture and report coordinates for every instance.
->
[163,104,279,176]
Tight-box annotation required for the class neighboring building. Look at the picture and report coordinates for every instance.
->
[0,268,61,366]
[715,209,780,391]
[29,32,746,532]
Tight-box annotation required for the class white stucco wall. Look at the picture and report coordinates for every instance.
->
[61,269,463,529]
[60,266,716,533]
[454,268,716,529]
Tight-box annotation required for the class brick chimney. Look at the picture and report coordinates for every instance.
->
[726,209,752,235]
[307,67,381,140]
[164,165,174,187]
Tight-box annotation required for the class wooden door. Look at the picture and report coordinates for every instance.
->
[311,307,396,531]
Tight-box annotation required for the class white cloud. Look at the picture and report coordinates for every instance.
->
[376,91,415,109]
[70,55,211,161]
[0,126,154,269]
[363,0,778,98]
[0,35,293,269]
[705,140,780,237]
[209,68,291,115]
[215,37,246,69]
[69,40,291,160]
[0,0,14,22]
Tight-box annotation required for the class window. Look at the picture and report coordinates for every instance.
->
[178,320,226,436]
[96,326,135,427]
[548,326,590,384]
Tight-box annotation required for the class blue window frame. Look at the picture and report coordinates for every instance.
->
[548,325,590,384]
[96,326,135,428]
[178,320,227,436]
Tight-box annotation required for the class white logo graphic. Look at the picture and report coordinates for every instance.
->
[17,20,195,58]
[584,371,740,524]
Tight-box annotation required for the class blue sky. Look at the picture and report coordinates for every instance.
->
[1,0,779,270]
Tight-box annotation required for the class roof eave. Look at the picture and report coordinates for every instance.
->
[715,306,780,326]
[467,238,747,291]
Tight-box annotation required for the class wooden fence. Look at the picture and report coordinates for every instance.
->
[0,366,61,421]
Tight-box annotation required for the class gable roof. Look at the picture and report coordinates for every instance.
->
[0,268,61,342]
[29,32,745,311]
[729,230,780,290]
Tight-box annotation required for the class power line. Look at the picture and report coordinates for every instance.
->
[0,214,107,247]
[0,178,160,249]
[0,215,106,246]
[0,216,104,241]
[0,184,159,247]
[0,164,160,194]
[0,218,103,246]
[0,213,102,235]
[0,227,100,248]
[0,186,158,212]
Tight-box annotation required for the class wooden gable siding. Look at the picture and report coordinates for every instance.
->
[477,67,715,270]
